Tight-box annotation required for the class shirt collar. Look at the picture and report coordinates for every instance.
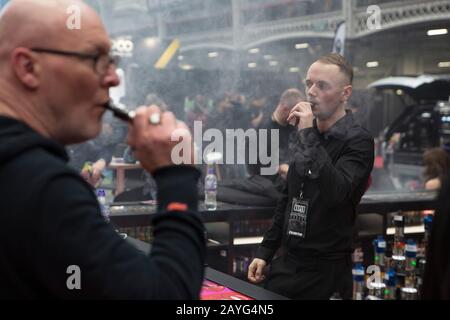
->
[313,109,355,140]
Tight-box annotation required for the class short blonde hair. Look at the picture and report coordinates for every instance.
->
[316,53,353,85]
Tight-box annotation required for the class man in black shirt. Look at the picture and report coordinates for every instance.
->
[248,53,374,299]
[0,0,204,298]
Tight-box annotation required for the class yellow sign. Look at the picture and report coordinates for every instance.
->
[154,39,180,69]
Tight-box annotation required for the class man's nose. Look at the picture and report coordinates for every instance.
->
[307,84,316,97]
[103,65,120,88]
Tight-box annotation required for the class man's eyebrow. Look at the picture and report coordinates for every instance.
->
[95,44,110,53]
[305,79,330,86]
[85,40,110,53]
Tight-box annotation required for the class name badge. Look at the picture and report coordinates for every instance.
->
[287,197,309,238]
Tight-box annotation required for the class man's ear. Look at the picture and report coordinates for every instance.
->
[11,48,40,89]
[342,85,352,103]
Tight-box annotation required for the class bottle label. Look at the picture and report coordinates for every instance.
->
[377,241,386,249]
[205,175,217,192]
[352,269,365,276]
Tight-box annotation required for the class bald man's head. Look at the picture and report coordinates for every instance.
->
[0,0,105,62]
[0,0,120,145]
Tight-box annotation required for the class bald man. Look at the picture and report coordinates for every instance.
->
[0,0,205,299]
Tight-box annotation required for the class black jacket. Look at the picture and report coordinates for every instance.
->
[256,111,374,261]
[0,116,205,299]
[422,172,450,299]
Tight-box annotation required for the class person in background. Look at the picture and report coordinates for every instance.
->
[248,95,267,128]
[422,147,450,190]
[118,93,170,202]
[0,0,204,299]
[185,94,208,133]
[67,117,119,187]
[247,88,304,184]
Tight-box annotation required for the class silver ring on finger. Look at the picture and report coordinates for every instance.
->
[149,113,161,125]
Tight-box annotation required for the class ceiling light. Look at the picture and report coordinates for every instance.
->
[427,28,448,36]
[208,52,218,58]
[396,89,403,95]
[178,55,184,61]
[248,48,260,54]
[295,43,309,49]
[269,60,278,66]
[289,67,300,73]
[263,55,273,60]
[438,61,450,68]
[180,64,194,70]
[366,61,379,68]
[248,62,257,68]
[143,37,160,48]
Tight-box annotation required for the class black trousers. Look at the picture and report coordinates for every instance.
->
[264,253,352,300]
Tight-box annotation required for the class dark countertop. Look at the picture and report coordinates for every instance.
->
[110,190,438,227]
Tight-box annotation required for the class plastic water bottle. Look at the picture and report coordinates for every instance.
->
[423,214,433,257]
[204,164,217,211]
[401,287,418,300]
[352,263,365,300]
[393,214,405,257]
[384,268,397,300]
[404,239,417,288]
[96,188,110,222]
[367,282,386,299]
[392,214,405,273]
[373,235,386,270]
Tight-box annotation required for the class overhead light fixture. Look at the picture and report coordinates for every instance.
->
[269,60,278,66]
[143,37,160,48]
[438,61,450,68]
[289,67,300,73]
[295,43,309,49]
[263,55,273,60]
[179,63,194,71]
[208,52,219,58]
[248,62,257,68]
[427,28,448,36]
[396,89,403,95]
[249,48,260,54]
[366,61,379,68]
[178,55,184,61]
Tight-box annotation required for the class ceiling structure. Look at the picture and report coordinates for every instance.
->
[81,0,450,89]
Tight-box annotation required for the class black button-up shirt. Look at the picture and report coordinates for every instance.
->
[256,111,374,261]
